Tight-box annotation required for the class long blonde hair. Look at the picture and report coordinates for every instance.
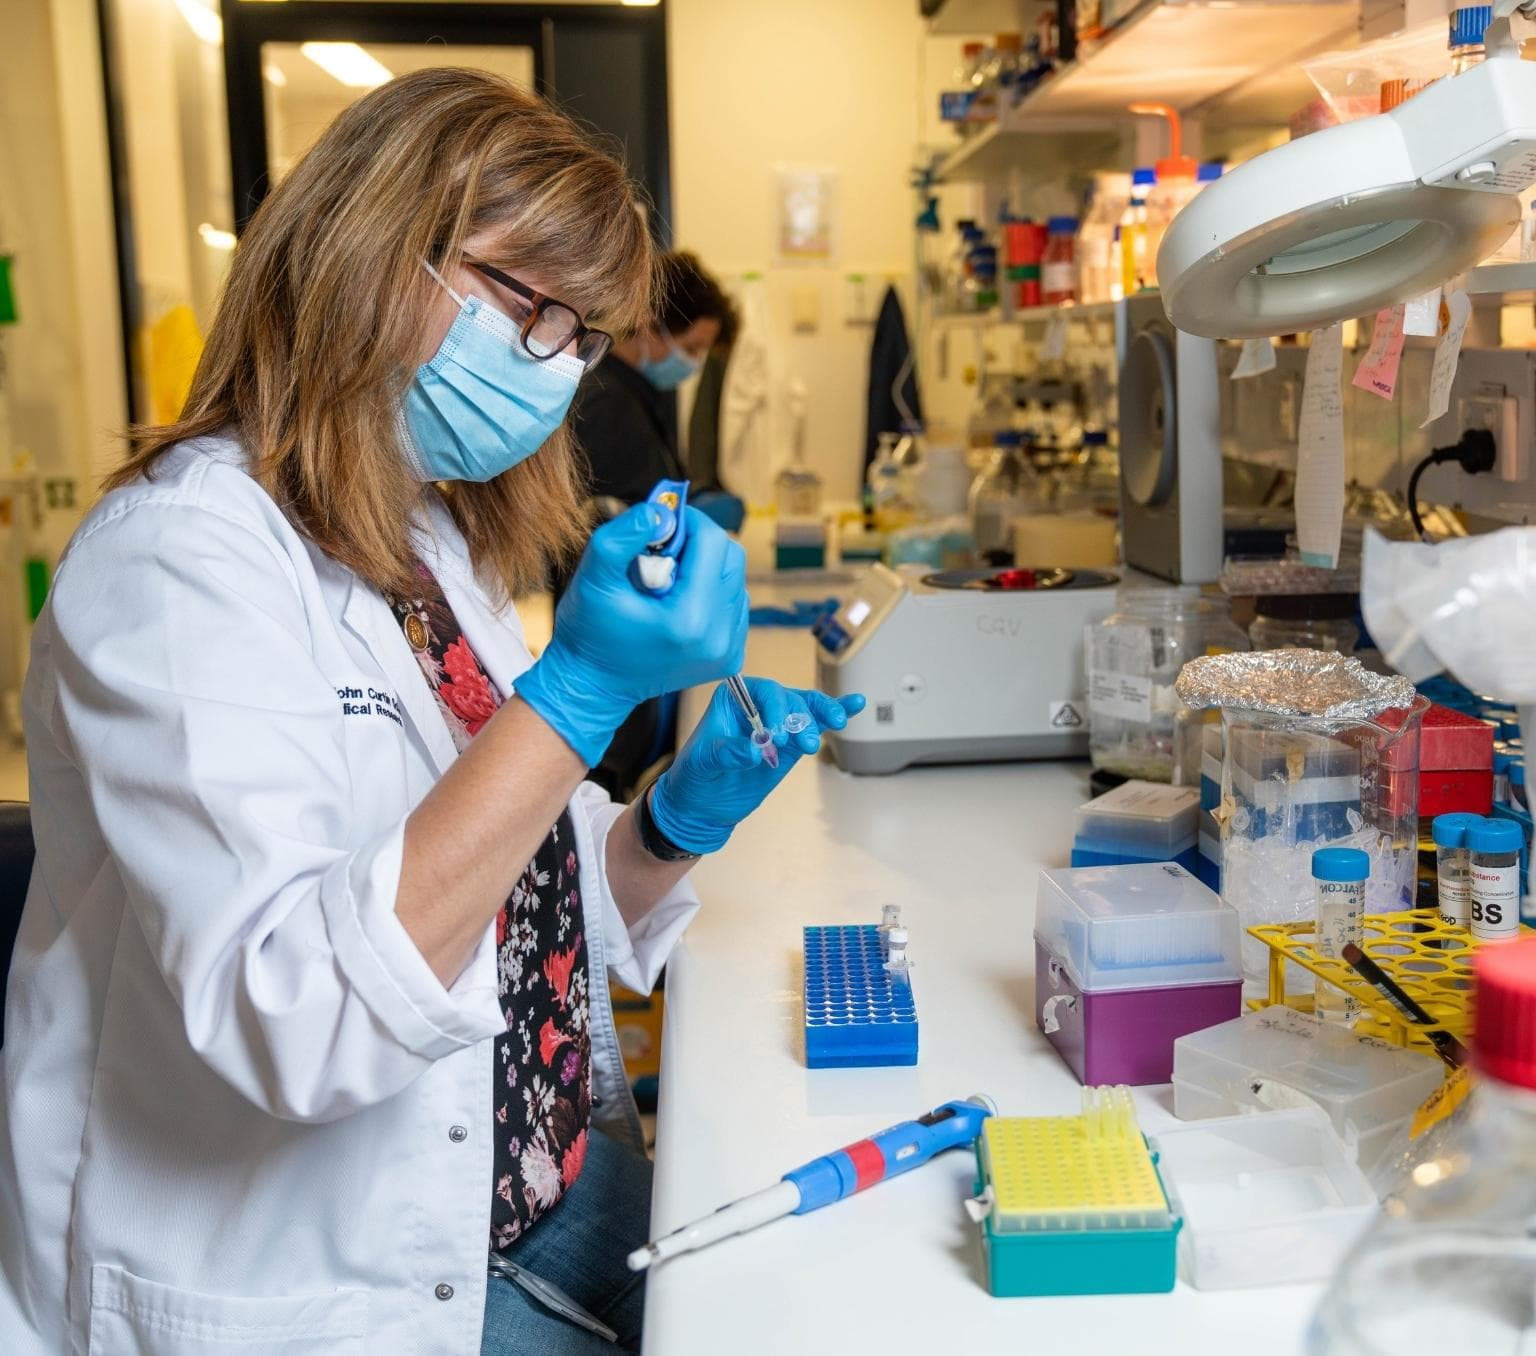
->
[108,68,656,600]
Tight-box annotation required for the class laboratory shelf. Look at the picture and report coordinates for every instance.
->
[935,0,1356,182]
[925,0,1030,36]
[1465,260,1536,303]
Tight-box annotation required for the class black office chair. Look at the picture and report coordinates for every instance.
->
[0,802,35,1049]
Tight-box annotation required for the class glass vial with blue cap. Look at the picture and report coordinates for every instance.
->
[1314,848,1369,1025]
[1433,813,1483,931]
[1470,819,1523,942]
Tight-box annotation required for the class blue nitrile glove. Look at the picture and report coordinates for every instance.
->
[648,678,867,854]
[517,504,748,766]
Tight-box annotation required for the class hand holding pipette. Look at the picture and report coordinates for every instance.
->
[649,677,865,854]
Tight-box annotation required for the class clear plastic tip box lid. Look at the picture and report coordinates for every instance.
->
[1034,863,1243,993]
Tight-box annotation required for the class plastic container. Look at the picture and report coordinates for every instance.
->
[1220,697,1428,993]
[1076,173,1131,305]
[1314,847,1369,1025]
[1087,586,1250,783]
[1470,817,1522,941]
[1071,780,1200,869]
[1152,1106,1376,1290]
[1250,594,1361,654]
[1042,216,1078,305]
[865,432,914,533]
[1434,812,1482,930]
[974,1090,1180,1297]
[1033,863,1243,1085]
[1449,4,1490,75]
[968,432,1037,558]
[1309,935,1536,1353]
[1172,1006,1443,1183]
[1119,168,1156,297]
[911,441,971,519]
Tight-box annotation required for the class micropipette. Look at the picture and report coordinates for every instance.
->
[626,1094,994,1272]
[725,672,778,770]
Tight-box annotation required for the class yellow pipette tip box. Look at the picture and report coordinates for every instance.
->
[973,1088,1179,1297]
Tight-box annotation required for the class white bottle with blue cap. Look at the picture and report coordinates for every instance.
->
[1470,819,1524,942]
[1313,847,1370,1025]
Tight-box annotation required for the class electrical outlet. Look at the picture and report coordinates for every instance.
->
[1458,385,1521,481]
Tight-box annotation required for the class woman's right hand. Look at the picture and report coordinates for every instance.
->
[515,503,748,766]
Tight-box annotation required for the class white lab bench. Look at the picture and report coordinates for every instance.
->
[643,617,1321,1355]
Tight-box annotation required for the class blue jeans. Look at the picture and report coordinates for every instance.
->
[481,1127,652,1354]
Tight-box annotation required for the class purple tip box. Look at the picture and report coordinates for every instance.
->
[1034,863,1243,1086]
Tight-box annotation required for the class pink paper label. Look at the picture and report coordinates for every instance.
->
[1351,305,1407,400]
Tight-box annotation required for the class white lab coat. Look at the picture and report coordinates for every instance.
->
[0,434,699,1354]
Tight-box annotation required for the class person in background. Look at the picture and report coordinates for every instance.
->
[0,70,863,1356]
[572,250,737,509]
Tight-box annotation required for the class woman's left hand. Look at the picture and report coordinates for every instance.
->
[647,678,866,855]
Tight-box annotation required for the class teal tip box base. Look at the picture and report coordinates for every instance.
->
[973,1146,1180,1298]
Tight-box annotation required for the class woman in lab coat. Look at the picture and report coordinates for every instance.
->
[0,70,860,1356]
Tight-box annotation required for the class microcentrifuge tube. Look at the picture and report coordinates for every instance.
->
[751,727,779,770]
[782,712,812,735]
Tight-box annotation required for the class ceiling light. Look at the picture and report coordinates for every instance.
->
[1159,12,1536,338]
[263,63,288,88]
[174,0,222,46]
[300,41,394,89]
[198,223,237,252]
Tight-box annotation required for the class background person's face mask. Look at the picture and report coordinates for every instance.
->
[402,261,583,482]
[639,334,703,391]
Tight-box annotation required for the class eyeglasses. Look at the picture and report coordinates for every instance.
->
[467,261,612,369]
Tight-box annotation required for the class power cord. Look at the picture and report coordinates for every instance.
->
[1406,428,1497,539]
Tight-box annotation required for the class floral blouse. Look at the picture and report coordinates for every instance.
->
[385,562,592,1248]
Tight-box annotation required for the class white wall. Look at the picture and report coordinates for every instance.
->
[0,0,126,492]
[669,0,963,503]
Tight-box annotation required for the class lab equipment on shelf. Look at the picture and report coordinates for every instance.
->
[1070,779,1200,870]
[1314,848,1369,1025]
[864,432,913,534]
[1469,817,1522,940]
[629,1095,994,1272]
[1119,167,1156,297]
[1310,935,1536,1354]
[1041,217,1078,305]
[1034,864,1243,1086]
[1005,219,1047,308]
[1086,584,1249,784]
[1075,173,1131,305]
[967,1087,1179,1297]
[1177,650,1428,994]
[1149,1106,1377,1290]
[802,912,918,1068]
[910,439,971,520]
[1172,1006,1443,1186]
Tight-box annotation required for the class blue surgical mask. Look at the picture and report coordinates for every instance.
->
[402,262,584,482]
[639,339,703,392]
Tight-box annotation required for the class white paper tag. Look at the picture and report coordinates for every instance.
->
[1088,670,1153,723]
[1040,311,1069,362]
[1232,336,1277,379]
[1420,289,1472,429]
[1296,322,1346,569]
[1403,287,1443,338]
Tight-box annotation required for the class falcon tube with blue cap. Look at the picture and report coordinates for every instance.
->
[635,478,779,769]
[626,1095,995,1271]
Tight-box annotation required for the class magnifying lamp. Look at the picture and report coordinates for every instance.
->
[1160,1,1536,338]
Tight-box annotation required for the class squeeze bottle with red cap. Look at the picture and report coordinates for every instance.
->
[1308,934,1536,1352]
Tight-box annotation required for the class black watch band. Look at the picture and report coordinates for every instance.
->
[636,787,701,863]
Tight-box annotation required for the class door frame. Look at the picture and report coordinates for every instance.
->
[219,1,671,233]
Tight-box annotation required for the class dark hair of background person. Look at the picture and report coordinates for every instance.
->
[659,251,738,346]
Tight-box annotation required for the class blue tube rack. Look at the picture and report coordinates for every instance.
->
[803,924,918,1068]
